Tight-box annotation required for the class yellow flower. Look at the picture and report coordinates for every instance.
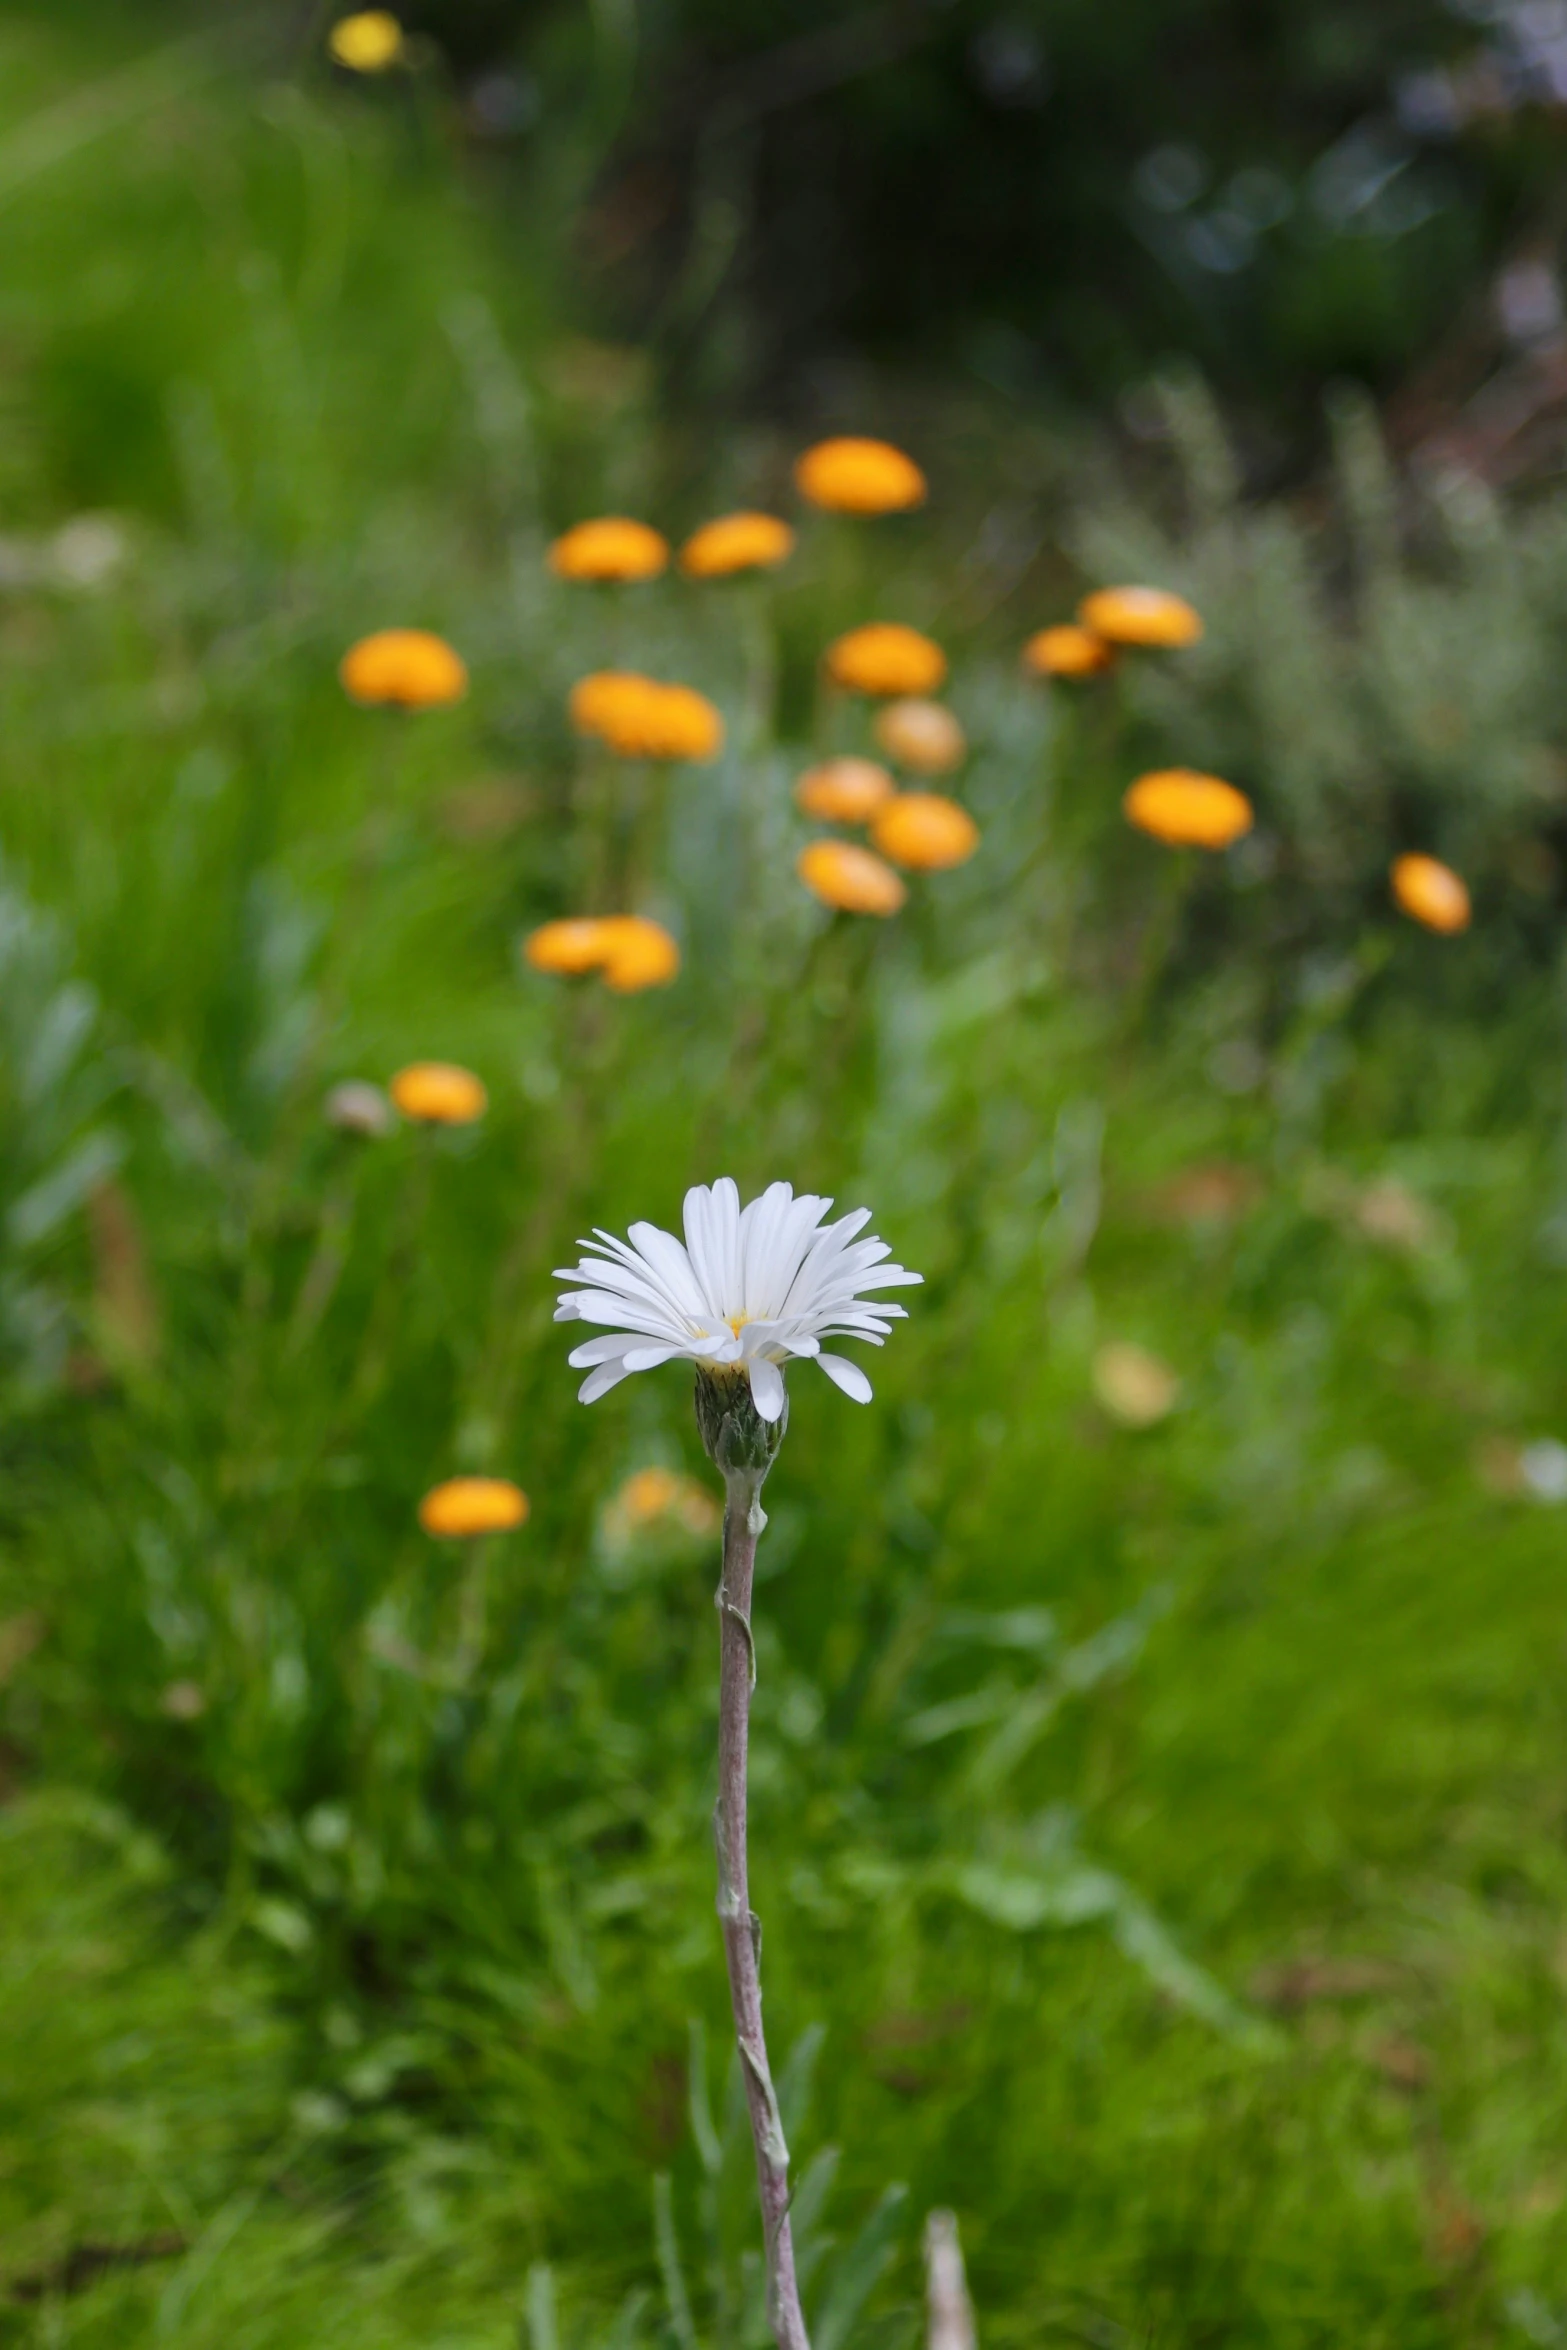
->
[1391,853,1470,934]
[873,698,966,774]
[388,1062,488,1124]
[794,437,927,515]
[1078,586,1203,649]
[339,629,467,709]
[568,671,724,761]
[523,918,615,976]
[824,622,947,697]
[793,757,895,824]
[679,512,795,578]
[548,517,669,584]
[1022,624,1117,679]
[871,792,979,872]
[1123,770,1252,850]
[329,10,404,71]
[418,1477,529,1537]
[797,839,907,916]
[596,916,681,992]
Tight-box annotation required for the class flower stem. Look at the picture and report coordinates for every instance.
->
[713,1468,810,2350]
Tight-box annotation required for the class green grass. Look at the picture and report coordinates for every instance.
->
[4,10,1567,2347]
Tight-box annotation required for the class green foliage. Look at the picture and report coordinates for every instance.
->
[5,14,1567,2350]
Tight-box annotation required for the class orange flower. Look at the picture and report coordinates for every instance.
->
[606,1465,720,1543]
[524,918,614,976]
[794,757,895,824]
[620,1465,681,1521]
[1078,586,1203,649]
[569,670,646,736]
[340,629,467,709]
[547,517,669,584]
[1391,853,1470,934]
[1123,770,1253,850]
[1022,624,1117,679]
[632,683,724,762]
[797,839,907,916]
[418,1477,529,1537]
[794,437,927,516]
[679,512,796,578]
[824,623,947,697]
[874,698,966,774]
[329,10,404,70]
[388,1061,488,1123]
[568,671,724,761]
[871,792,979,872]
[597,916,681,992]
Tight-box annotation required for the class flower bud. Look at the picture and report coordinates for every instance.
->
[694,1364,789,1481]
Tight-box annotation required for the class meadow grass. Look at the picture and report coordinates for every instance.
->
[3,11,1567,2347]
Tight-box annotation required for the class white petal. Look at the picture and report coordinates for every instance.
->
[621,1343,691,1372]
[568,1333,641,1368]
[739,1319,816,1358]
[553,1288,688,1340]
[817,1353,873,1403]
[748,1354,786,1420]
[682,1183,724,1314]
[625,1221,706,1316]
[579,1359,636,1404]
[740,1181,793,1318]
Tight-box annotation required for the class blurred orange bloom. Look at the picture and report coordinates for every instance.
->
[623,1466,716,1528]
[569,670,645,735]
[871,792,979,871]
[340,629,467,708]
[794,757,895,824]
[620,1465,681,1521]
[388,1062,488,1123]
[606,1465,720,1543]
[873,698,967,774]
[1022,624,1117,679]
[1078,586,1203,649]
[418,1477,529,1537]
[679,512,795,578]
[825,623,947,697]
[797,839,907,916]
[1391,853,1470,934]
[524,918,614,976]
[597,916,681,992]
[329,10,403,70]
[569,671,724,760]
[1123,770,1253,850]
[548,517,669,583]
[793,436,926,515]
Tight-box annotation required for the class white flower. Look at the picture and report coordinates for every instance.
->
[555,1178,921,1420]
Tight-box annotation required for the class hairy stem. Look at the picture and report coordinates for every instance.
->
[714,1469,810,2350]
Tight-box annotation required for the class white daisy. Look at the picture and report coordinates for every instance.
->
[554,1177,921,1421]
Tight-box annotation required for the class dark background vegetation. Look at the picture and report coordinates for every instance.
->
[411,0,1560,448]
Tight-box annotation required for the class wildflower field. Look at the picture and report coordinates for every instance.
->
[8,10,1567,2348]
